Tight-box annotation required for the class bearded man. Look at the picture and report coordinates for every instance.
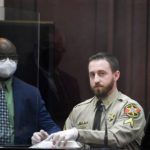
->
[32,52,146,150]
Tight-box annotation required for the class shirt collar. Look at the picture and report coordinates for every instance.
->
[93,88,119,109]
[0,78,12,91]
[102,88,119,106]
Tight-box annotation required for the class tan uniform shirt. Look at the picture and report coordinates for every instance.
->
[64,89,146,150]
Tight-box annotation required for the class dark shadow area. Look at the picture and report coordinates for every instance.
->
[39,28,81,128]
[141,112,150,150]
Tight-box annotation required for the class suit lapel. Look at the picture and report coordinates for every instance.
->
[12,77,23,143]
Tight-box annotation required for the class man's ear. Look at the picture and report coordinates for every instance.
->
[114,70,120,82]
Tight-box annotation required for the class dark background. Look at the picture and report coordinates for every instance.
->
[3,0,150,121]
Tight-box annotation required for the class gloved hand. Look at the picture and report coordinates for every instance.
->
[31,129,49,145]
[46,128,78,147]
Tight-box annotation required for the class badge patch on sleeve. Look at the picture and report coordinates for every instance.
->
[124,104,141,118]
[124,118,134,128]
[124,104,141,128]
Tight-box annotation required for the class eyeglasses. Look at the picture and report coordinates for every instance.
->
[0,54,18,61]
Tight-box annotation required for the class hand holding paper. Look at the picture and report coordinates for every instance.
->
[30,140,80,149]
[31,129,49,145]
[46,128,78,146]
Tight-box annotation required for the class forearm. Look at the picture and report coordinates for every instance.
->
[77,128,143,148]
[77,129,116,147]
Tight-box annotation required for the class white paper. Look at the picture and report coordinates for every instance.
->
[30,140,55,149]
[30,140,81,149]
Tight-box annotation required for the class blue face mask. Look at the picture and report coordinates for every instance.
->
[0,58,17,78]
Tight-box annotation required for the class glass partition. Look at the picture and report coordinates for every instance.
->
[0,7,40,87]
[0,7,58,147]
[0,7,42,146]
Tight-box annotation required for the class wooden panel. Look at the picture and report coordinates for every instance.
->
[112,0,133,95]
[38,0,96,100]
[147,0,150,116]
[4,0,150,117]
[131,0,147,107]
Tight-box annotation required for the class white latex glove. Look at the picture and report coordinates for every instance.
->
[46,128,78,147]
[31,129,49,145]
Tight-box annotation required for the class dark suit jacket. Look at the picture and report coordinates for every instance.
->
[12,77,60,145]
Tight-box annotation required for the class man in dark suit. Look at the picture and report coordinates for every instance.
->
[0,38,60,146]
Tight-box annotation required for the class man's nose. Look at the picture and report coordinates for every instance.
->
[94,74,100,83]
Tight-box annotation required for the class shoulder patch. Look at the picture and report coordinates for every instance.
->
[124,103,141,118]
[124,118,134,128]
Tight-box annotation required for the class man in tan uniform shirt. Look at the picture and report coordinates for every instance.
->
[47,52,146,149]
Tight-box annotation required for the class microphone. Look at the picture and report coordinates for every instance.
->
[101,103,108,148]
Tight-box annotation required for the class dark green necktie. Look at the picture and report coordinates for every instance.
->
[93,100,103,130]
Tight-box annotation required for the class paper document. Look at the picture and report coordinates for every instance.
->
[30,140,81,149]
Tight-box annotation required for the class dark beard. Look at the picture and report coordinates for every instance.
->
[91,79,114,99]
